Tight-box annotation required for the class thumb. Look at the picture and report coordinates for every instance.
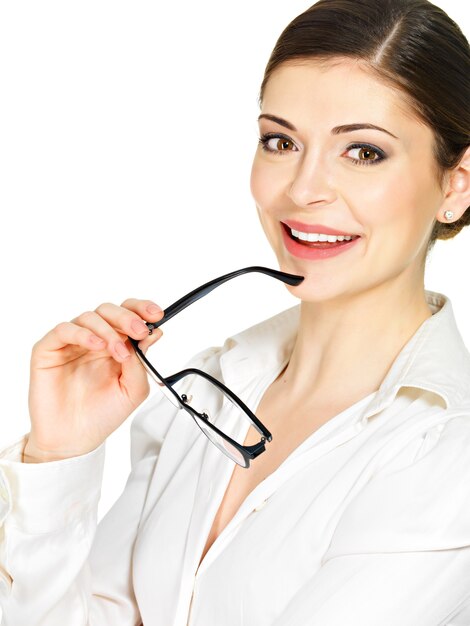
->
[118,341,151,404]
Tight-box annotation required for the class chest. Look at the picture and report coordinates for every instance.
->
[197,399,334,569]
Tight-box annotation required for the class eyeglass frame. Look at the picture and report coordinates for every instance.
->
[127,266,304,468]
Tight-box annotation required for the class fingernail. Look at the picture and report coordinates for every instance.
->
[147,304,162,315]
[131,319,149,335]
[115,341,131,359]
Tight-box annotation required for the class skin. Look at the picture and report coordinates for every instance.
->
[25,301,165,462]
[250,58,470,411]
[25,57,470,463]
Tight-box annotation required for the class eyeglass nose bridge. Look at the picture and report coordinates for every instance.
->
[181,394,212,423]
[180,396,212,424]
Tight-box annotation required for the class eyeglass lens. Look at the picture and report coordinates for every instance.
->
[135,352,250,467]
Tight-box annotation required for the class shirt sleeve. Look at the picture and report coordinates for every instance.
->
[0,343,221,626]
[272,414,470,626]
[0,393,177,626]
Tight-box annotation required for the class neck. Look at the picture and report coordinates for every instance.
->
[278,276,433,407]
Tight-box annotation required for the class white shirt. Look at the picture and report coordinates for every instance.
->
[1,289,470,626]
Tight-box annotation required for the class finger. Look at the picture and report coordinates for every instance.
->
[119,298,165,323]
[94,301,164,340]
[137,327,164,354]
[33,321,107,357]
[71,310,136,362]
[117,338,152,403]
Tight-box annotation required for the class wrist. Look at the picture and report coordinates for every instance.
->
[22,436,80,463]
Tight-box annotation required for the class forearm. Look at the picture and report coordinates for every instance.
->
[0,436,105,625]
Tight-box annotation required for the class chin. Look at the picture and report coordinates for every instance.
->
[278,268,329,299]
[275,260,352,303]
[288,283,339,304]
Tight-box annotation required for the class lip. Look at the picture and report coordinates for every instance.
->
[282,219,360,237]
[281,222,362,261]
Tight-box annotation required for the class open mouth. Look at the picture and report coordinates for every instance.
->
[281,222,361,248]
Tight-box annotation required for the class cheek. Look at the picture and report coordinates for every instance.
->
[250,155,272,225]
[346,156,416,231]
[250,152,288,209]
[355,169,434,271]
[250,155,277,234]
[250,154,269,204]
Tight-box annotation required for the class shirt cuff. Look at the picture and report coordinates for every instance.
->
[0,434,106,534]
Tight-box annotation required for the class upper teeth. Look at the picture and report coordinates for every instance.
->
[290,229,355,242]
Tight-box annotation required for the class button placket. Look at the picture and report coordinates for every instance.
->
[254,498,268,512]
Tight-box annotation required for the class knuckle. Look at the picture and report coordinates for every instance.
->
[31,338,42,354]
[78,310,97,323]
[53,321,70,335]
[78,326,92,339]
[94,302,113,314]
[120,298,137,308]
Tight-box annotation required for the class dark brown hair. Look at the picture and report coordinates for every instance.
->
[258,0,470,256]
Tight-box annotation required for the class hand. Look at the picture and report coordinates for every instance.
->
[24,299,164,462]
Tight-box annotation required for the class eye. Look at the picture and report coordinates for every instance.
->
[258,133,298,155]
[345,143,386,167]
[258,133,387,167]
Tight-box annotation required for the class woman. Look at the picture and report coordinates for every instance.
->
[1,0,470,624]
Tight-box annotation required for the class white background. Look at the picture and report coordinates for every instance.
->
[0,0,468,523]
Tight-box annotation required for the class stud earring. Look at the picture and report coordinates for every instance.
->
[444,210,454,221]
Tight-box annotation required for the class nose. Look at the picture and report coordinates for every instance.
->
[287,153,337,209]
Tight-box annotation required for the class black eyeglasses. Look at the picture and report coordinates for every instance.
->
[127,266,304,468]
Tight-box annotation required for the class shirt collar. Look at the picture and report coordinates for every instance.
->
[219,290,470,422]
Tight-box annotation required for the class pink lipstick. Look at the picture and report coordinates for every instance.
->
[281,221,362,261]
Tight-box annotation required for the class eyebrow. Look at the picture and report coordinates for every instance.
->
[257,113,399,139]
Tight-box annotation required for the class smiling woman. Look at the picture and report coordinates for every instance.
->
[0,1,469,626]
[252,57,463,293]
[256,0,470,254]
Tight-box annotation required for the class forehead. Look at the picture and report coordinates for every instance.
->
[262,59,425,142]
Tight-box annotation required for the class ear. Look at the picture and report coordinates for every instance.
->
[436,145,470,224]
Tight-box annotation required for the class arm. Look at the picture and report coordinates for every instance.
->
[0,390,175,626]
[0,295,175,625]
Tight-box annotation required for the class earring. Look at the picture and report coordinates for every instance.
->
[444,210,454,221]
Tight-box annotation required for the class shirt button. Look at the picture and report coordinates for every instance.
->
[254,499,268,512]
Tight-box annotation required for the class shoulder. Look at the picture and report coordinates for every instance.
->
[324,412,470,561]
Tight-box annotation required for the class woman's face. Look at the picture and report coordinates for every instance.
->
[250,59,446,303]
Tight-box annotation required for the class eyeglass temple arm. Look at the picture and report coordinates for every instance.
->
[146,266,304,332]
